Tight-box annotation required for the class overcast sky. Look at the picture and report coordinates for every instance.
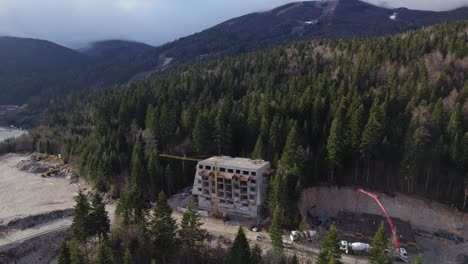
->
[0,0,466,49]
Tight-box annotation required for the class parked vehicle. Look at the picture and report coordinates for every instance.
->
[282,239,293,248]
[290,230,316,242]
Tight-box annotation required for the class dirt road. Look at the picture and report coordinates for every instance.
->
[172,211,369,264]
[0,154,78,225]
[0,217,71,249]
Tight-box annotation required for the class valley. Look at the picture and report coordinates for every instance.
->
[0,1,467,263]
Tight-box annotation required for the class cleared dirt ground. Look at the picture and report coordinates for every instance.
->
[301,186,468,263]
[300,186,467,238]
[0,154,78,225]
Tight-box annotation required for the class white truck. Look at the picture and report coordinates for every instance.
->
[339,241,371,254]
[290,230,317,242]
[282,239,293,248]
[340,240,408,262]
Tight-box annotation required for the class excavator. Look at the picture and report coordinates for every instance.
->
[159,154,228,221]
[355,188,408,262]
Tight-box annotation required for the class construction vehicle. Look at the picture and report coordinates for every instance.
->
[339,241,371,254]
[290,230,316,242]
[159,154,228,221]
[282,239,293,248]
[355,189,408,262]
[41,168,59,178]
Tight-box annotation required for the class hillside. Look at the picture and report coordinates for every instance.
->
[0,37,89,104]
[32,21,468,212]
[1,0,466,104]
[130,0,468,77]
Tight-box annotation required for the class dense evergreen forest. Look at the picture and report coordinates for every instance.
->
[32,21,468,210]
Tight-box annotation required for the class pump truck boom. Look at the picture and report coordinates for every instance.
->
[355,188,408,262]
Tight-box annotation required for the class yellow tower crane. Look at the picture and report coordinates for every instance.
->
[159,154,224,219]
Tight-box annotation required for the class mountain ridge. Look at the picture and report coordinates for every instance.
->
[0,0,467,104]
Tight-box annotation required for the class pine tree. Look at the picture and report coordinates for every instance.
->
[192,113,209,154]
[432,99,445,131]
[298,216,309,231]
[71,189,91,241]
[328,256,337,264]
[291,255,299,264]
[267,173,285,212]
[58,240,71,264]
[360,99,385,182]
[147,151,161,200]
[229,226,251,264]
[69,238,85,264]
[145,104,157,133]
[179,200,203,254]
[269,205,283,254]
[412,254,423,264]
[326,112,344,184]
[368,222,389,264]
[90,192,110,241]
[447,103,463,163]
[95,243,114,264]
[252,135,265,160]
[317,224,341,264]
[123,248,133,264]
[250,244,263,264]
[280,124,299,171]
[131,138,147,194]
[130,139,147,222]
[115,186,131,227]
[148,191,177,264]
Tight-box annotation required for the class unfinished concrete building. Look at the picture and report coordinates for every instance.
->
[192,156,270,218]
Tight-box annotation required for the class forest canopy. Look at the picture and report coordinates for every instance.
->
[33,21,468,209]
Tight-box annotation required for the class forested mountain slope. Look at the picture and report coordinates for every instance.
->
[0,37,90,104]
[35,21,467,210]
[0,37,153,105]
[1,0,467,105]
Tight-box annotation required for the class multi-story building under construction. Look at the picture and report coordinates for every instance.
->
[192,156,270,219]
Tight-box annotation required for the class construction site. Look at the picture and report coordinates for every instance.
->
[192,156,270,218]
[2,153,466,263]
[162,155,468,263]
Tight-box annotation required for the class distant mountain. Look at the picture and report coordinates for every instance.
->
[0,37,90,104]
[137,0,467,74]
[0,38,152,104]
[79,40,153,62]
[1,0,467,104]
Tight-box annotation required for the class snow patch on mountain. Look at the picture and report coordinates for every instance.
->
[390,12,397,20]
